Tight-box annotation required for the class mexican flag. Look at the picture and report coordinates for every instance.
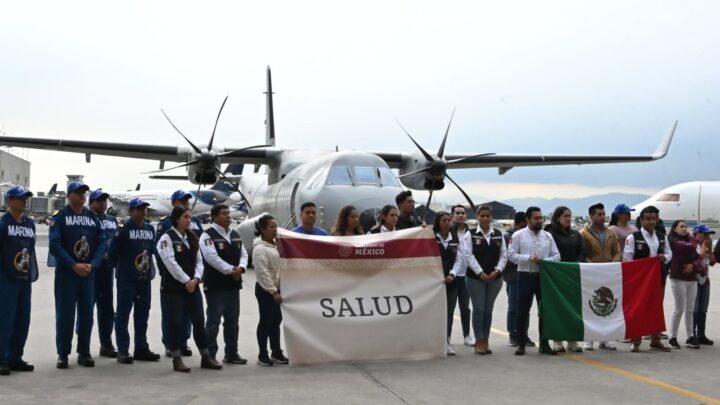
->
[539,257,666,341]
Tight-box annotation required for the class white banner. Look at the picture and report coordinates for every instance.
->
[277,227,447,365]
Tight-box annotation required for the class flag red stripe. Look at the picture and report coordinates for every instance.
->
[621,257,666,338]
[277,237,439,260]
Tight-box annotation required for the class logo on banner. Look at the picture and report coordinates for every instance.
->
[338,243,354,258]
[589,286,618,317]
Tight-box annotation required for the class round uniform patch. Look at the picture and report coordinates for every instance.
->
[74,236,90,260]
[135,250,151,273]
[13,248,31,273]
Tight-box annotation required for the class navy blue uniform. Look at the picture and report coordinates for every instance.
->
[0,214,38,367]
[49,206,106,356]
[155,215,202,350]
[108,219,156,354]
[94,214,118,349]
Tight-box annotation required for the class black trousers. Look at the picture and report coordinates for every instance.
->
[255,283,282,356]
[515,272,546,345]
[162,289,209,356]
[446,276,471,338]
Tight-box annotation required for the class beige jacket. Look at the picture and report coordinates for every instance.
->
[253,239,280,294]
[579,224,621,263]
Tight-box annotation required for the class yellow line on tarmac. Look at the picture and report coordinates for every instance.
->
[453,316,720,404]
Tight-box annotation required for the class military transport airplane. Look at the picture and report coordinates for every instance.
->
[0,67,678,252]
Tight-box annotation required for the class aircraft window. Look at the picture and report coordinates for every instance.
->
[378,167,400,187]
[354,166,379,185]
[656,193,680,202]
[326,166,354,185]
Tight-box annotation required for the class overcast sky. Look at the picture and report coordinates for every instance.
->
[1,1,718,203]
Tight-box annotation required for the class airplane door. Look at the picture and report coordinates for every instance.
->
[290,182,300,227]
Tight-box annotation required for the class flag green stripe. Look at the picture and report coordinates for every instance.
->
[540,261,584,341]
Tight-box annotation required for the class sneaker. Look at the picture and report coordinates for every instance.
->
[464,335,476,347]
[514,345,526,356]
[77,354,95,367]
[446,343,456,356]
[257,353,273,367]
[271,352,289,365]
[0,364,9,376]
[8,359,34,372]
[668,338,681,350]
[538,342,557,355]
[697,336,714,345]
[117,353,134,364]
[57,355,69,369]
[599,342,617,351]
[685,337,700,349]
[508,338,518,347]
[584,342,594,351]
[552,342,566,353]
[133,350,161,362]
[181,346,193,357]
[223,354,248,365]
[566,342,582,353]
[99,345,118,358]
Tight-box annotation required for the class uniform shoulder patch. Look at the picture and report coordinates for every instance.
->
[204,238,214,246]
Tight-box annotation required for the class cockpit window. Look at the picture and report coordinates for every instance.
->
[378,167,400,187]
[354,166,379,185]
[326,166,354,185]
[656,193,680,202]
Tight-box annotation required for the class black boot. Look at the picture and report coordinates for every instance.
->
[538,341,557,355]
[56,355,69,369]
[181,346,193,357]
[99,345,118,358]
[8,359,34,372]
[77,354,96,367]
[117,353,134,364]
[134,350,161,362]
[201,355,223,370]
[514,344,526,356]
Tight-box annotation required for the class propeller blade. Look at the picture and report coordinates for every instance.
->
[215,167,253,210]
[395,119,434,162]
[190,182,202,211]
[445,173,476,213]
[217,144,272,158]
[437,107,456,159]
[446,152,496,165]
[397,167,430,179]
[421,189,434,221]
[207,96,228,151]
[141,160,198,174]
[161,109,202,154]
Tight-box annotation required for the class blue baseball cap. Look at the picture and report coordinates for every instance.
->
[693,224,716,235]
[128,197,150,210]
[171,190,192,202]
[89,189,110,203]
[67,181,90,194]
[5,185,33,199]
[613,203,636,214]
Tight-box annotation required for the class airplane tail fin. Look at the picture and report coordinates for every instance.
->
[48,183,57,196]
[210,164,244,195]
[135,183,141,191]
[264,66,276,147]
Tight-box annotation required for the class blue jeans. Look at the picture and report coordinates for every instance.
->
[445,276,471,338]
[55,268,95,356]
[0,278,32,365]
[505,281,529,340]
[466,276,503,340]
[694,282,710,337]
[94,266,115,348]
[205,289,240,359]
[115,278,151,353]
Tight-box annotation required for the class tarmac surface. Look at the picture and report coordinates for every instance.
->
[1,225,719,404]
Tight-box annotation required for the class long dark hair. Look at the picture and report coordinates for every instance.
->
[669,219,689,241]
[609,212,619,227]
[373,205,397,230]
[550,206,571,232]
[433,211,452,234]
[332,205,363,235]
[170,205,199,251]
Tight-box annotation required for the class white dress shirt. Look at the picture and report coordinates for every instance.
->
[199,223,249,275]
[156,227,203,284]
[622,228,672,263]
[466,227,508,275]
[508,227,561,273]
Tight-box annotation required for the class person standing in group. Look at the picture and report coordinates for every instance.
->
[107,198,161,364]
[623,205,672,353]
[200,204,249,365]
[667,220,703,349]
[50,181,106,369]
[331,206,364,236]
[608,203,638,250]
[292,202,328,235]
[579,203,620,351]
[155,190,202,358]
[0,186,38,375]
[434,211,464,356]
[253,215,289,366]
[88,189,119,359]
[546,206,586,353]
[156,206,221,372]
[694,225,717,345]
[395,190,422,229]
[368,205,398,234]
[508,206,561,356]
[465,206,507,355]
[503,212,534,348]
[450,204,475,348]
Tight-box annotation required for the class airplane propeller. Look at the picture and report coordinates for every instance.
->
[396,108,496,220]
[142,96,268,210]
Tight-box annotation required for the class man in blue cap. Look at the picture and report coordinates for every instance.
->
[89,188,119,359]
[50,181,107,369]
[107,198,161,364]
[155,190,203,357]
[0,186,38,375]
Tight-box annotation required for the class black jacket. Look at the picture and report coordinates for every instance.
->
[546,224,587,263]
[502,229,518,283]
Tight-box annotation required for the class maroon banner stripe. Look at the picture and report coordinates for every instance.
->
[277,237,440,260]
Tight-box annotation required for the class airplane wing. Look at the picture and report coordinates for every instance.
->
[375,121,677,174]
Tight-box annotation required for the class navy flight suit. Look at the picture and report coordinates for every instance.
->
[49,206,106,358]
[94,213,118,351]
[0,213,38,369]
